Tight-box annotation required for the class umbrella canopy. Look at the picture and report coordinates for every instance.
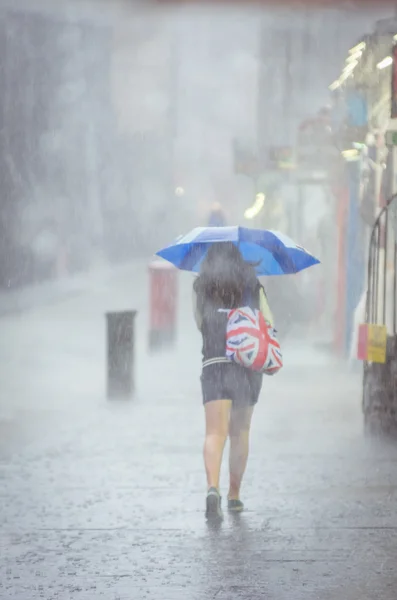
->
[156,226,320,276]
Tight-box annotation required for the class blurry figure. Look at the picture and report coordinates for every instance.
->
[207,202,227,227]
[30,220,60,282]
[192,243,274,521]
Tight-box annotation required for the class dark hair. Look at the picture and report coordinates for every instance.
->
[193,242,258,311]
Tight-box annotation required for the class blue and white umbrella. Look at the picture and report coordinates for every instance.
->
[156,226,320,276]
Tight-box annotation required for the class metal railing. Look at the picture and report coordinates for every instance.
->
[365,192,397,334]
[363,192,397,433]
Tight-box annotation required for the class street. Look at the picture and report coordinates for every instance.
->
[1,263,397,599]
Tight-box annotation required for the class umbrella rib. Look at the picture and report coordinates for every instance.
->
[270,249,297,275]
[180,243,207,271]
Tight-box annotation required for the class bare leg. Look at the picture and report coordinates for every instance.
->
[228,406,254,500]
[203,399,232,490]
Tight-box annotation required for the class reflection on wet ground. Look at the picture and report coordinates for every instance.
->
[1,267,397,599]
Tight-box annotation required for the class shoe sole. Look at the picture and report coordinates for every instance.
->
[206,493,223,520]
[228,505,244,513]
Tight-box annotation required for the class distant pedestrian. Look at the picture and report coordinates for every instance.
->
[207,202,226,227]
[192,242,275,520]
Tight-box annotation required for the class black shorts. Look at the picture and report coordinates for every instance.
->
[201,362,263,406]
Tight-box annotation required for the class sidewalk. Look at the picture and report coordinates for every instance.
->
[0,264,196,415]
[0,258,149,316]
[1,267,397,599]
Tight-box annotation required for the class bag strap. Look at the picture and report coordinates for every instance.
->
[259,285,274,326]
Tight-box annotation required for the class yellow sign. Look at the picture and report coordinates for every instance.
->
[367,324,387,364]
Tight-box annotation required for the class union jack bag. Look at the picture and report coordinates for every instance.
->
[225,306,283,375]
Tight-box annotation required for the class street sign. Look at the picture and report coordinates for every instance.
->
[234,141,297,175]
[268,146,296,170]
[385,130,397,146]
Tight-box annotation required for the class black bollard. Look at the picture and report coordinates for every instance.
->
[106,310,137,398]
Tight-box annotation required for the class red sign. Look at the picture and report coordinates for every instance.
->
[149,262,177,330]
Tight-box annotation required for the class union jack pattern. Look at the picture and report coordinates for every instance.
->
[225,306,283,374]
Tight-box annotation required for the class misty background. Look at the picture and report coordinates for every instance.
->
[0,1,386,290]
[3,5,397,599]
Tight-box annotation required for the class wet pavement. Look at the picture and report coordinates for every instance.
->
[1,264,397,599]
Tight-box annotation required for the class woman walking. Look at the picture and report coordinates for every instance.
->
[193,242,274,520]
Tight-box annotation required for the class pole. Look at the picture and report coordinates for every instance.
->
[283,29,292,143]
[296,182,304,241]
[392,141,397,333]
[256,16,269,160]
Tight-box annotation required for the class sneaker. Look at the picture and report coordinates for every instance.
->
[227,498,244,513]
[205,487,223,520]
